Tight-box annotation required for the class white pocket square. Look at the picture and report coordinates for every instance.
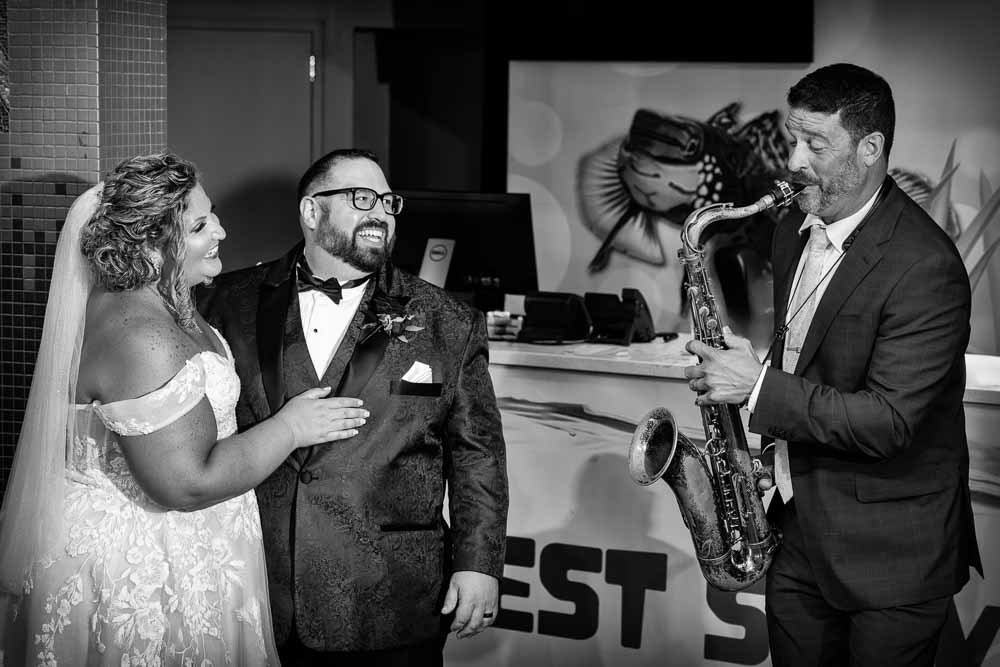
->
[402,361,433,383]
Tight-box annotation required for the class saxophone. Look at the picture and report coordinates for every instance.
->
[627,180,800,591]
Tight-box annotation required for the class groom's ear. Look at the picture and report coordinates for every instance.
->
[299,196,319,231]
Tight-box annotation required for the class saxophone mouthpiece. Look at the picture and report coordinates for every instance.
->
[763,180,804,209]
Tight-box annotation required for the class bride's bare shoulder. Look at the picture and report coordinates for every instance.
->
[79,289,202,403]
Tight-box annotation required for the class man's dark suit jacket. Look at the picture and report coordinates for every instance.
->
[198,244,508,651]
[751,176,983,610]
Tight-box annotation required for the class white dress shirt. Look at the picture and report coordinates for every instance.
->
[747,186,882,411]
[298,281,369,378]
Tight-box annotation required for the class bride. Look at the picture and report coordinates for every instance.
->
[0,153,368,665]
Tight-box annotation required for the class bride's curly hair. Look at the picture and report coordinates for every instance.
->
[80,152,201,331]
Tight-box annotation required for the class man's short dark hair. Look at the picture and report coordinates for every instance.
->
[787,63,895,159]
[297,148,380,201]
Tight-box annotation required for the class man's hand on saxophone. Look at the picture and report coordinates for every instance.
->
[684,327,775,496]
[683,328,762,408]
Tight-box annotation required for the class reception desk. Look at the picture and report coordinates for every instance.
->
[443,338,1000,667]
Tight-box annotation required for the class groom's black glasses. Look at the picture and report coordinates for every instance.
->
[309,187,404,215]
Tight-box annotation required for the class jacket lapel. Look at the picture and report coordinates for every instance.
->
[285,297,320,470]
[791,178,900,374]
[792,236,881,374]
[260,257,410,415]
[319,279,375,392]
[299,266,407,467]
[767,215,808,368]
[257,244,301,414]
[337,270,411,397]
[775,227,808,329]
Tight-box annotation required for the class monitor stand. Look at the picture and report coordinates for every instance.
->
[417,237,455,288]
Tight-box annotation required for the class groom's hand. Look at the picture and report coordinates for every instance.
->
[441,570,498,638]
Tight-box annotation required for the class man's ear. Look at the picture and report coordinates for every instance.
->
[858,131,885,167]
[299,196,318,231]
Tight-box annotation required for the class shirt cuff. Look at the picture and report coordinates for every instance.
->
[746,362,769,413]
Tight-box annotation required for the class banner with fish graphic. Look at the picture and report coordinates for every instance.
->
[576,102,793,350]
[507,62,1000,355]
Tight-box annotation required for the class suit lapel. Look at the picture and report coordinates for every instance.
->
[775,228,808,329]
[286,297,320,470]
[337,294,408,397]
[257,244,301,414]
[791,178,900,374]
[319,279,375,392]
[767,217,808,369]
[261,258,411,446]
[295,283,376,469]
[299,267,407,468]
[330,265,411,397]
[793,236,881,374]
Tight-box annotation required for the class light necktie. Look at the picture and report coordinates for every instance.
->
[774,223,831,502]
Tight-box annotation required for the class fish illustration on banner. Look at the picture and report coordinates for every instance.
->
[578,102,795,340]
[578,102,793,273]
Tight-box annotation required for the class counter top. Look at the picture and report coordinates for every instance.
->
[489,337,695,379]
[488,337,1000,406]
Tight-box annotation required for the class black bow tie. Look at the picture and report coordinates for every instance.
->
[296,265,370,304]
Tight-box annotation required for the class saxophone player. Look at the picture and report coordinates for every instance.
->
[683,63,981,667]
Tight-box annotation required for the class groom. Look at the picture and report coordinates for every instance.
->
[197,149,508,665]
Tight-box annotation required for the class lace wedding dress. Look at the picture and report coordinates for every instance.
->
[2,343,279,666]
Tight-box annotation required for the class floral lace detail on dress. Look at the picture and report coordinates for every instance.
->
[18,347,277,666]
[95,356,207,436]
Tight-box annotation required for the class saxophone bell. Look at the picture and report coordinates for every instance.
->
[627,407,681,486]
[627,406,778,591]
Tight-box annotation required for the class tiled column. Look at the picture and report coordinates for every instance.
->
[0,0,167,491]
[97,0,167,175]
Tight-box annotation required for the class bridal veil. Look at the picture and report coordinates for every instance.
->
[0,185,101,598]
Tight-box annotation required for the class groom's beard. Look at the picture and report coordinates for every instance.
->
[316,218,394,273]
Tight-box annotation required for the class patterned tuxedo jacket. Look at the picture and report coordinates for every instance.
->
[197,243,508,651]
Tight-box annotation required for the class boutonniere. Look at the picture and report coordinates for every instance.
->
[362,294,425,343]
[375,311,425,343]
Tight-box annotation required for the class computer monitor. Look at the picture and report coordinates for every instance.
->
[390,189,538,312]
